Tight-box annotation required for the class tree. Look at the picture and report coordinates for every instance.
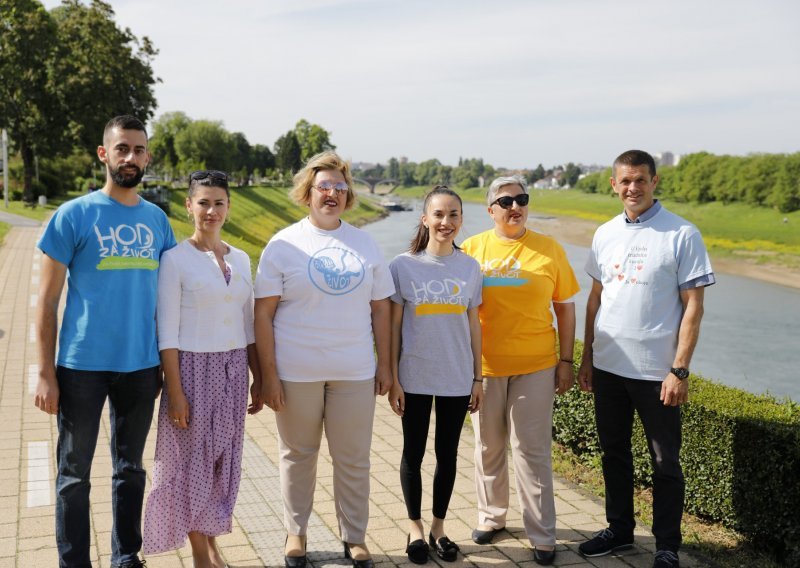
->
[0,0,158,200]
[561,162,581,188]
[414,159,443,186]
[149,111,191,178]
[293,119,335,162]
[251,144,275,173]
[767,153,800,213]
[0,0,65,200]
[386,157,400,180]
[51,0,159,154]
[274,131,302,174]
[174,120,233,173]
[229,131,252,175]
[741,154,782,206]
[674,152,716,203]
[530,164,546,183]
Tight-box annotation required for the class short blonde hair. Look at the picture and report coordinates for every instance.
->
[289,151,356,209]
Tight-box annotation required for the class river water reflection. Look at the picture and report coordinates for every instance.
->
[363,200,800,402]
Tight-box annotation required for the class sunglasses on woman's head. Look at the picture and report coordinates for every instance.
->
[190,170,229,182]
[491,194,529,209]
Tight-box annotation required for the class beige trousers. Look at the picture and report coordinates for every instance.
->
[276,379,375,542]
[472,368,556,546]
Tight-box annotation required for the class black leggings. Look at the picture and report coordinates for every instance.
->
[400,392,471,520]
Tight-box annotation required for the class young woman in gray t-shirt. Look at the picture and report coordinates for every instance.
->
[389,186,483,564]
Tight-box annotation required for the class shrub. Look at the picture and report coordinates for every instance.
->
[555,343,800,565]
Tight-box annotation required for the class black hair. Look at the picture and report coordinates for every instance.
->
[103,115,147,145]
[188,170,230,199]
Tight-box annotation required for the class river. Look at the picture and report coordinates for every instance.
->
[363,201,800,402]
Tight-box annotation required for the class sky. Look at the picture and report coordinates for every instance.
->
[41,0,800,169]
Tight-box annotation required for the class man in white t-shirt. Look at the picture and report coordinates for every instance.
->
[577,150,714,568]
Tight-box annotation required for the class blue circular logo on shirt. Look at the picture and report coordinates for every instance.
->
[308,247,365,295]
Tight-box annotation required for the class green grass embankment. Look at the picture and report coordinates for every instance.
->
[530,189,800,252]
[166,185,386,266]
[0,221,9,245]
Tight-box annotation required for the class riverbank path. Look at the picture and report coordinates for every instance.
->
[0,221,702,567]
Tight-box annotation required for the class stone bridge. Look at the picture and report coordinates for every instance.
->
[353,177,399,195]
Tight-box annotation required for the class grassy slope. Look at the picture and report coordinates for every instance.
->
[0,221,9,245]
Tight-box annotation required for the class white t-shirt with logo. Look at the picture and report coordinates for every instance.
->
[255,217,395,382]
[585,207,713,381]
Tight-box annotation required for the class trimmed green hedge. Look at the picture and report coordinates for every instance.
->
[555,343,800,565]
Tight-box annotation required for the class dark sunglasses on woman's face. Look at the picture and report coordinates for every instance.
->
[190,170,229,182]
[491,193,530,209]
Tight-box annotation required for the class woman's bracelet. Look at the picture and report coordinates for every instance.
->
[473,379,483,383]
[559,359,574,364]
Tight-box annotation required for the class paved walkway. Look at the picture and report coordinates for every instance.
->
[0,225,702,568]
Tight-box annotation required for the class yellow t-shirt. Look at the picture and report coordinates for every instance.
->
[461,229,580,377]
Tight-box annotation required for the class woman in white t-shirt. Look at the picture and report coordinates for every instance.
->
[388,186,483,564]
[254,151,394,568]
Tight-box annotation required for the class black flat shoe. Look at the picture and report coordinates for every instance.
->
[284,535,307,568]
[406,534,429,564]
[533,547,556,566]
[471,526,504,545]
[343,541,374,568]
[284,556,307,568]
[428,533,459,562]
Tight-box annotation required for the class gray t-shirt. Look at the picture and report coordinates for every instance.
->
[390,250,483,396]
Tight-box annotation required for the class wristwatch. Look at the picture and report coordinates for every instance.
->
[670,367,690,380]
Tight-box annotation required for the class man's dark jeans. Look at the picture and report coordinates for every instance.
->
[593,367,684,553]
[55,365,160,568]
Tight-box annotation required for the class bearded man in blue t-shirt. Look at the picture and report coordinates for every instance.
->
[577,150,714,568]
[34,115,176,568]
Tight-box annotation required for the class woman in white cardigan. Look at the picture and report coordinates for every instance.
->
[143,171,263,568]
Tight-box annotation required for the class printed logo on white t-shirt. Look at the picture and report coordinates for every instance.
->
[605,244,650,288]
[308,247,365,295]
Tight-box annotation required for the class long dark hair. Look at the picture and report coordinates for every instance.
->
[409,185,463,254]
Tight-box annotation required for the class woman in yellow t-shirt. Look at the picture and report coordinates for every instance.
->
[461,175,579,566]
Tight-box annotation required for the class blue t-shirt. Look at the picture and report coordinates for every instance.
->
[38,191,177,372]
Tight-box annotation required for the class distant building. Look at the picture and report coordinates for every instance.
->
[533,175,561,190]
[654,152,679,167]
[578,163,607,174]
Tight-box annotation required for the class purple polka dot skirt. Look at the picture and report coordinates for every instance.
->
[143,348,248,554]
